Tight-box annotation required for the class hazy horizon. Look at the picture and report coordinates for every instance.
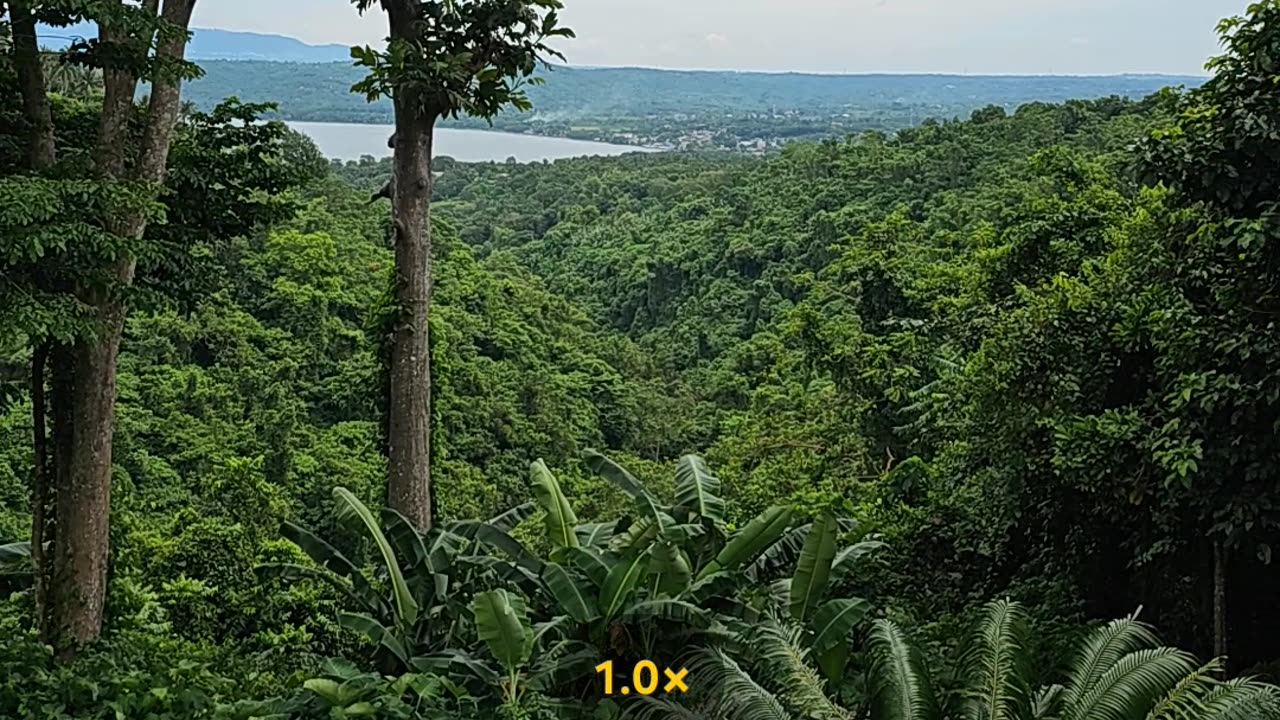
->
[188,0,1243,76]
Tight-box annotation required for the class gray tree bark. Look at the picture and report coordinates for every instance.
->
[380,0,435,531]
[6,0,59,643]
[48,0,198,657]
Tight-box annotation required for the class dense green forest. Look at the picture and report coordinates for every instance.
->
[4,1,1280,719]
[181,63,1204,149]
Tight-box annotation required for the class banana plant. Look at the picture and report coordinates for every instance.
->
[261,487,503,671]
[513,452,817,666]
[728,509,882,682]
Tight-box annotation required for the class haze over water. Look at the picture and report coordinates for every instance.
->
[290,121,650,162]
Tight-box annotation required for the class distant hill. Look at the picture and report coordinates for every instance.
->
[182,61,1204,123]
[36,23,351,63]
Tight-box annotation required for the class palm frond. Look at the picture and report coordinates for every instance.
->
[691,647,794,720]
[1196,680,1280,720]
[1034,684,1065,720]
[1063,614,1162,713]
[1144,659,1221,720]
[753,622,855,720]
[868,619,939,720]
[1065,648,1197,720]
[959,599,1032,720]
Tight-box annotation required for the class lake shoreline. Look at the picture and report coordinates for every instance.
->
[288,120,665,162]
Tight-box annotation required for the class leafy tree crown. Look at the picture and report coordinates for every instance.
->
[349,0,574,120]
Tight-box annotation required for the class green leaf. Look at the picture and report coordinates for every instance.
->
[473,589,534,672]
[303,678,345,705]
[818,642,851,684]
[255,562,378,615]
[585,449,670,536]
[413,650,501,686]
[830,539,888,584]
[488,502,537,533]
[650,540,692,596]
[599,547,650,620]
[558,546,614,588]
[0,542,31,565]
[959,599,1032,720]
[620,598,710,628]
[811,598,871,655]
[531,459,579,548]
[868,619,938,720]
[339,612,409,666]
[610,514,672,553]
[673,454,726,523]
[542,562,600,622]
[528,643,601,692]
[451,520,544,574]
[790,511,839,621]
[381,506,431,567]
[332,488,419,626]
[697,505,793,580]
[574,521,616,548]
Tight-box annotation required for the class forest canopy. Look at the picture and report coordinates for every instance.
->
[2,1,1280,719]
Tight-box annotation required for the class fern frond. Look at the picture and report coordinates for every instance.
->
[868,619,939,720]
[1143,658,1221,720]
[1063,615,1162,713]
[691,647,794,720]
[1066,648,1197,720]
[754,622,855,720]
[958,599,1033,720]
[1197,680,1280,720]
[1033,684,1065,720]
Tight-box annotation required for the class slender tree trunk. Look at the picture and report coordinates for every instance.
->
[1213,539,1228,667]
[29,344,51,639]
[47,0,197,657]
[47,345,73,638]
[8,1,57,170]
[9,0,59,643]
[382,0,434,530]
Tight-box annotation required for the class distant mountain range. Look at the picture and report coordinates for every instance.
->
[37,23,352,63]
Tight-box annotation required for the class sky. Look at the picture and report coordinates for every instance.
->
[192,0,1244,76]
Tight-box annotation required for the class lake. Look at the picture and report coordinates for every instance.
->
[289,121,651,163]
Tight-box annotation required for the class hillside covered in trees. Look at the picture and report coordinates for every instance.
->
[3,1,1280,719]
[181,62,1204,149]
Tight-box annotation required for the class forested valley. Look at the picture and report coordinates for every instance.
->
[2,1,1280,719]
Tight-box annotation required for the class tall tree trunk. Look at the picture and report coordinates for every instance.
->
[382,0,434,530]
[1213,539,1228,668]
[8,0,58,640]
[7,0,57,170]
[47,345,73,638]
[50,322,123,656]
[29,344,51,640]
[47,0,197,657]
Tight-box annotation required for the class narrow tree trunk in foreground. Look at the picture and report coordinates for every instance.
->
[9,0,59,642]
[29,344,51,640]
[1212,539,1228,668]
[8,1,57,170]
[382,0,434,530]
